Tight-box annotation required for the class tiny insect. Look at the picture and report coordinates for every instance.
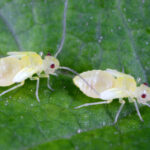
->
[0,0,79,102]
[73,69,150,123]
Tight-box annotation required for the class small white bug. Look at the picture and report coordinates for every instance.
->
[0,0,80,102]
[73,69,150,123]
[0,51,59,102]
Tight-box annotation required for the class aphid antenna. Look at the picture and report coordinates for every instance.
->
[59,66,100,96]
[55,0,68,58]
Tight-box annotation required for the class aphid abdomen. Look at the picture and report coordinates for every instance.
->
[106,69,137,94]
[73,70,115,98]
[12,54,43,83]
[21,53,43,70]
[0,57,23,86]
[113,76,137,95]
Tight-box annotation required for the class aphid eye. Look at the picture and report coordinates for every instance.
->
[50,64,55,69]
[143,82,148,86]
[141,93,147,98]
[47,52,51,56]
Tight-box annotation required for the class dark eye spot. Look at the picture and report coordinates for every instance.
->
[50,64,55,69]
[143,82,148,86]
[47,52,51,56]
[141,93,147,98]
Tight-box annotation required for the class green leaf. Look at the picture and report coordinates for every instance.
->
[0,0,150,150]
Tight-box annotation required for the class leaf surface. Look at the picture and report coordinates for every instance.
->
[0,0,150,150]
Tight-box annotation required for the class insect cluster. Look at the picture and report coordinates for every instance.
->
[0,0,149,124]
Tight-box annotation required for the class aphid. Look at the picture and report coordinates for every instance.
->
[0,51,59,102]
[0,0,80,102]
[73,69,150,123]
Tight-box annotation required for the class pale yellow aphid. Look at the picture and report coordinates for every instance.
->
[0,0,73,102]
[0,51,81,102]
[73,69,150,123]
[0,51,60,102]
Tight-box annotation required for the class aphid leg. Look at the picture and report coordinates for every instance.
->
[114,99,125,124]
[52,73,58,77]
[39,74,54,91]
[134,100,144,121]
[39,51,43,57]
[136,77,141,84]
[0,81,24,97]
[142,103,150,107]
[30,77,40,102]
[75,100,112,109]
[47,76,54,91]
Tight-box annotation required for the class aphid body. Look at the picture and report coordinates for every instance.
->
[0,52,60,102]
[73,69,150,123]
